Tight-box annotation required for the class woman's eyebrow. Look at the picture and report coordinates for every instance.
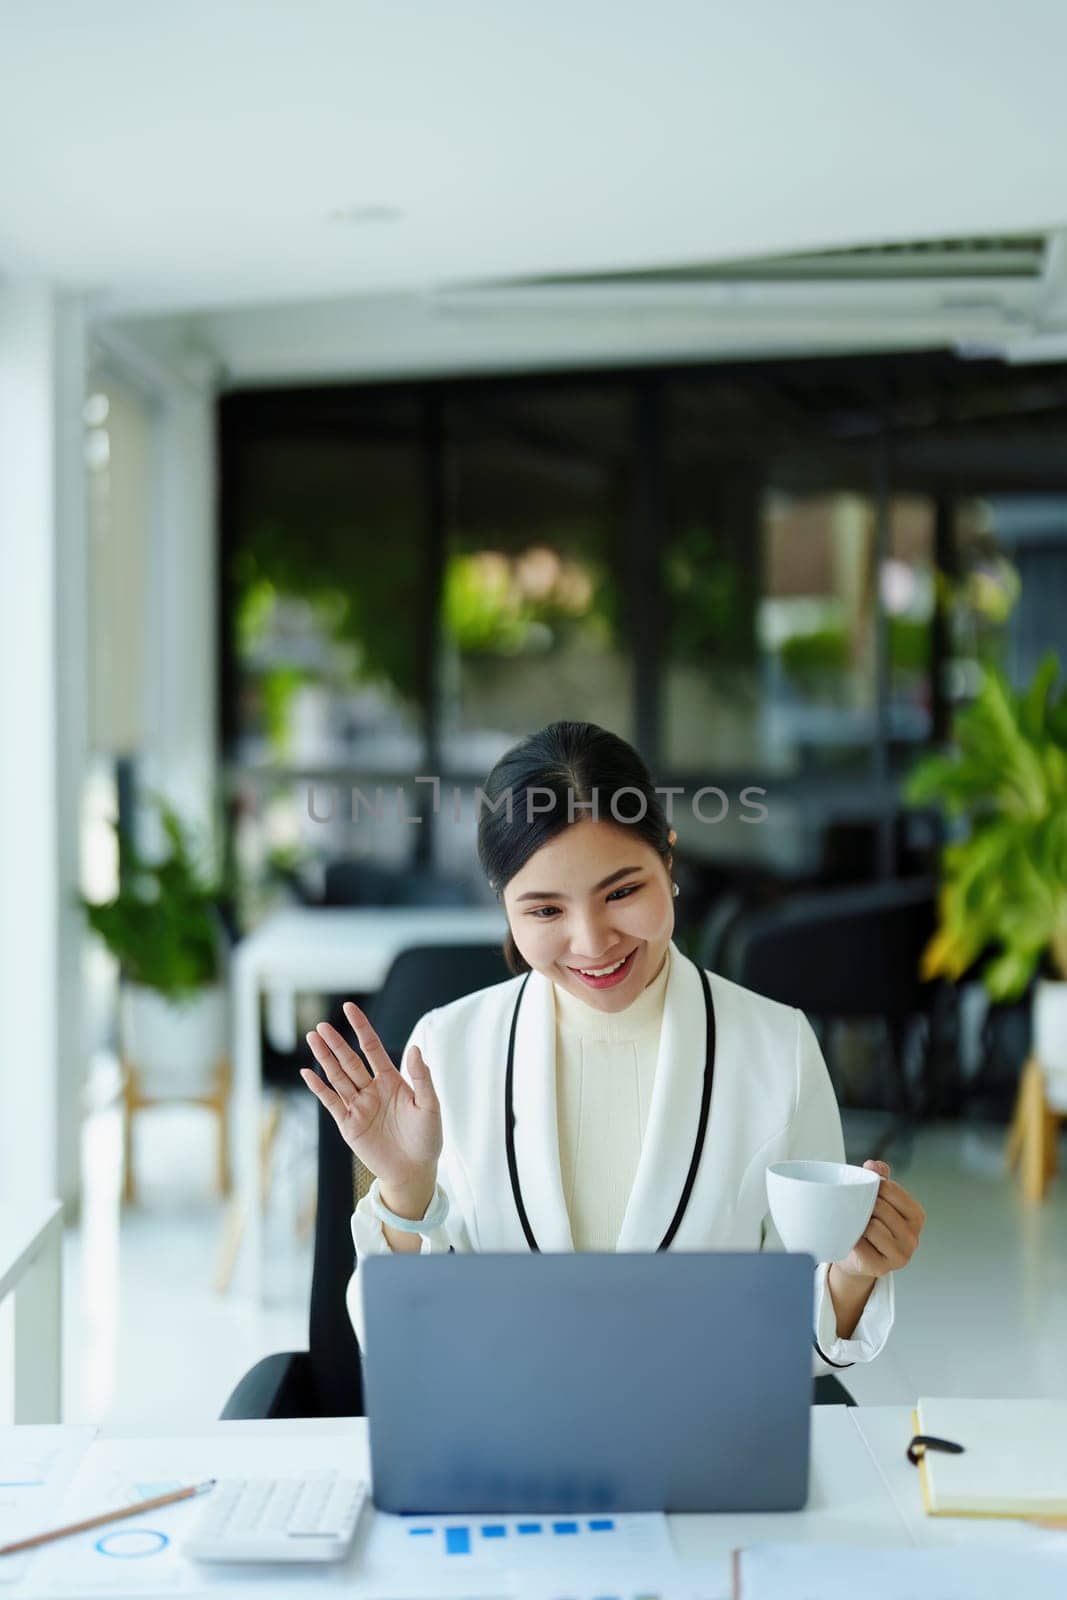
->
[515,867,643,902]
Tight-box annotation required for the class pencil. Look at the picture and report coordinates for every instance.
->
[0,1479,216,1558]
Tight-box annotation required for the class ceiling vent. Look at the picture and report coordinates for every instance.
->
[427,234,1058,371]
[504,234,1047,290]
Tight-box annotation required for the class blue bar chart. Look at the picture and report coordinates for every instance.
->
[405,1514,620,1556]
[367,1505,677,1584]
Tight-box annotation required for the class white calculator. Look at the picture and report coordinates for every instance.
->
[184,1473,368,1563]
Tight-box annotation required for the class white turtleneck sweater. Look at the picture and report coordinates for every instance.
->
[553,948,671,1251]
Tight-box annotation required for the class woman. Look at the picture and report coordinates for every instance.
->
[301,722,925,1370]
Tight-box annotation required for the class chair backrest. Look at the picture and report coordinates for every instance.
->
[305,940,512,1416]
[723,877,937,1020]
[368,941,512,1063]
[322,859,474,909]
[697,891,747,973]
[322,859,403,906]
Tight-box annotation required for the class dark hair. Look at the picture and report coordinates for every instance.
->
[476,721,672,975]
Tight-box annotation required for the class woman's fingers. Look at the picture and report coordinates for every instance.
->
[314,1018,373,1088]
[874,1178,926,1228]
[870,1199,913,1246]
[299,1067,348,1127]
[406,1045,438,1109]
[854,1225,893,1270]
[306,1029,362,1105]
[863,1214,909,1268]
[341,1002,400,1078]
[865,1202,919,1267]
[863,1159,925,1229]
[848,1239,890,1276]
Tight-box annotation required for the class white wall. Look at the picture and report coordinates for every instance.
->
[0,283,88,1211]
[87,379,153,755]
[88,334,220,858]
[139,379,219,853]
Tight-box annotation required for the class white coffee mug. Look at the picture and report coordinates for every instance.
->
[765,1159,880,1263]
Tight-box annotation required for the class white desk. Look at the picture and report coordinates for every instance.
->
[0,1410,921,1599]
[231,906,505,1300]
[0,1201,62,1423]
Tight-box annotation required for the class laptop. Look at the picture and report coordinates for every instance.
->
[361,1251,814,1513]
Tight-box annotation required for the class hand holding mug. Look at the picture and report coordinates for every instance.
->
[766,1157,925,1277]
[832,1159,926,1281]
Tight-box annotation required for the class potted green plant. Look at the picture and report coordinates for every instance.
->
[81,798,232,1094]
[905,652,1067,1107]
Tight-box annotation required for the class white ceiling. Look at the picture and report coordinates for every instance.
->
[5,1,1067,378]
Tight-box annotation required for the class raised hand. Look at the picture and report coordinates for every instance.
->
[299,1001,442,1198]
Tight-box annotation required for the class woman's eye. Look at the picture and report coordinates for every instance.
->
[527,885,640,919]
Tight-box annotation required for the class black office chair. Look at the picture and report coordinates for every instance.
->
[322,860,474,909]
[720,877,937,1137]
[220,941,510,1420]
[365,941,511,1062]
[697,891,747,974]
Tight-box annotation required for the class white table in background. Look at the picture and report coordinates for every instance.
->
[231,906,504,1301]
[0,1201,62,1422]
[0,1408,923,1599]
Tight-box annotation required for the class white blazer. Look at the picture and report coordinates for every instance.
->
[349,940,894,1373]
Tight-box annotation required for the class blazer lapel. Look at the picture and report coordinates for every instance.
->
[615,944,709,1252]
[510,967,574,1252]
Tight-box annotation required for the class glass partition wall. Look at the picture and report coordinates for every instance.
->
[219,352,1067,908]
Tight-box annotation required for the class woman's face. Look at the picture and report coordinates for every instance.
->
[502,820,677,1012]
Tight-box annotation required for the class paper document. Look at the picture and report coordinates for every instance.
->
[515,1576,690,1600]
[0,1428,94,1589]
[21,1431,362,1596]
[731,1542,1067,1600]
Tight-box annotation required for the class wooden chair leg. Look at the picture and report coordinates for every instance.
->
[259,1097,282,1196]
[213,1096,284,1294]
[1007,1056,1057,1205]
[122,1065,137,1205]
[216,1060,233,1198]
[213,1199,244,1294]
[1005,1060,1029,1176]
[296,1186,317,1243]
[1024,1062,1047,1203]
[1043,1093,1060,1185]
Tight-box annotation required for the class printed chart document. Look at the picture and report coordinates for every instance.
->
[365,1507,676,1581]
[14,1431,677,1599]
[0,1427,94,1589]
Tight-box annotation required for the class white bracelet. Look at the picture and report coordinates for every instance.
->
[368,1176,449,1234]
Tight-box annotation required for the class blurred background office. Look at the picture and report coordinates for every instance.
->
[2,1,1067,1427]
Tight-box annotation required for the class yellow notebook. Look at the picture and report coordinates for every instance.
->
[912,1398,1067,1519]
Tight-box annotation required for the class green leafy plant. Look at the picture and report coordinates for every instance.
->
[904,653,1067,999]
[81,799,230,1004]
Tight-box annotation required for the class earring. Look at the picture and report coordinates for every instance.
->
[672,882,679,898]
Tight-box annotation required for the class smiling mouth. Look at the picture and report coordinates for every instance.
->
[567,946,639,985]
